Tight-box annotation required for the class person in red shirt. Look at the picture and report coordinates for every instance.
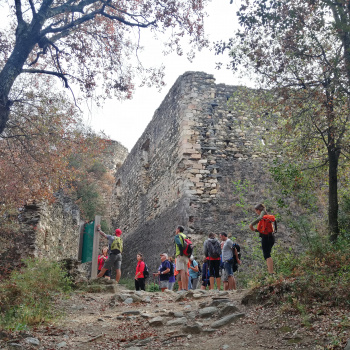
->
[97,247,110,280]
[135,252,146,291]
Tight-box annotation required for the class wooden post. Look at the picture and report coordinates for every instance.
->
[91,215,101,279]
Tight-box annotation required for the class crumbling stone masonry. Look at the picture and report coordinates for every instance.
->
[112,71,284,276]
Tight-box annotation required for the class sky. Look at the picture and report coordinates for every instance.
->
[82,1,244,151]
[0,1,245,151]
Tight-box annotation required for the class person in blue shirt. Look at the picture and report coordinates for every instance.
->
[153,253,171,292]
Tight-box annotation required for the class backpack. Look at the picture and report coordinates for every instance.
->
[257,215,277,235]
[207,239,221,259]
[143,263,149,279]
[110,236,123,254]
[168,262,174,277]
[231,243,241,272]
[182,237,193,257]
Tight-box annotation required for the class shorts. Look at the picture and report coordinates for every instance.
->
[160,280,169,289]
[208,260,221,278]
[261,234,275,260]
[176,255,188,271]
[98,269,111,277]
[103,253,122,270]
[224,261,233,277]
[221,268,228,282]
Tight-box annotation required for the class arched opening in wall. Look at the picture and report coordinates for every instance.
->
[116,179,121,198]
[141,139,150,166]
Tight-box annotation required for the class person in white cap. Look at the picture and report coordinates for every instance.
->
[153,253,171,292]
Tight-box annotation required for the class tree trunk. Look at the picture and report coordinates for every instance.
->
[328,138,340,242]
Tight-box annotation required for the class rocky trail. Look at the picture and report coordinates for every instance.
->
[1,280,347,350]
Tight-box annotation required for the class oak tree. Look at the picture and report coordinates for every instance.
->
[0,0,208,134]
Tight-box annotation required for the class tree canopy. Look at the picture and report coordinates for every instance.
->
[219,0,350,240]
[0,0,208,135]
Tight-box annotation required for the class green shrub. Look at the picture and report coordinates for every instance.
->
[0,258,72,330]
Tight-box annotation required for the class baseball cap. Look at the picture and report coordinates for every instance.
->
[160,253,168,259]
[115,229,122,237]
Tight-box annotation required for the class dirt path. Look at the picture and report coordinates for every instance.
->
[1,282,337,350]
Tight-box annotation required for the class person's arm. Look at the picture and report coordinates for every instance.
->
[234,247,241,265]
[97,225,107,239]
[249,211,265,231]
[189,261,199,272]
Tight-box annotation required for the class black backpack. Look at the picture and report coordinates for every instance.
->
[207,239,221,259]
[231,243,241,272]
[168,262,174,277]
[143,263,150,278]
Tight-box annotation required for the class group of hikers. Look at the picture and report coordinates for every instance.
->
[96,203,277,290]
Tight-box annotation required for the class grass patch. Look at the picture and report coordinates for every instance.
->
[0,258,72,330]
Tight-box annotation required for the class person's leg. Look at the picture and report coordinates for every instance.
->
[232,276,237,290]
[227,276,234,290]
[139,278,145,291]
[192,278,198,290]
[115,254,122,282]
[116,269,121,282]
[266,257,274,274]
[188,277,192,290]
[180,269,188,290]
[214,260,221,290]
[262,235,275,274]
[97,268,108,278]
[135,279,139,290]
[208,260,215,290]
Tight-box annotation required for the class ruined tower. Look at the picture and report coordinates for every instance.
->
[112,71,276,275]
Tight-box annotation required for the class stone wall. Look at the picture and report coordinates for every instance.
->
[111,71,288,277]
[21,192,82,260]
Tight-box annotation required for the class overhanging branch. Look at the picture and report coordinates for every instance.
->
[21,69,69,88]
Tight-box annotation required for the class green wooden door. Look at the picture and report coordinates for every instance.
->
[81,221,95,263]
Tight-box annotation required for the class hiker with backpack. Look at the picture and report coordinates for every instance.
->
[220,232,241,290]
[174,225,189,291]
[188,255,200,290]
[203,233,222,290]
[249,203,276,274]
[96,225,123,282]
[153,253,171,292]
[135,252,147,291]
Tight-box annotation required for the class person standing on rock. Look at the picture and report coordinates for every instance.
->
[153,253,171,292]
[203,233,222,290]
[249,203,275,274]
[96,225,123,282]
[220,232,241,290]
[174,225,189,291]
[135,252,146,291]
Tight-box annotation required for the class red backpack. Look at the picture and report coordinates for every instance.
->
[182,237,193,257]
[257,215,277,235]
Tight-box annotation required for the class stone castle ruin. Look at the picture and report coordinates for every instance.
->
[112,71,284,276]
[2,71,290,279]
